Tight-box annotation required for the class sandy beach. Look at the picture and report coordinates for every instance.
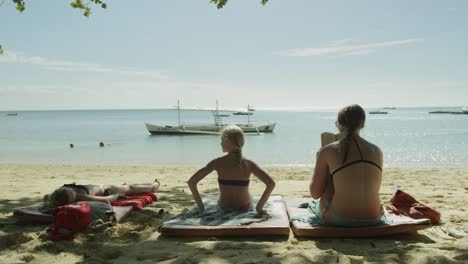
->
[0,164,466,264]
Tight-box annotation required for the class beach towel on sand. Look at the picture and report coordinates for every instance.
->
[386,190,441,225]
[291,200,388,227]
[111,192,157,209]
[163,196,271,226]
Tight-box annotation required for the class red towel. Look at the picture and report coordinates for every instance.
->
[386,190,441,225]
[111,192,158,209]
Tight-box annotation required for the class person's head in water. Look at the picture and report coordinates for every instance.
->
[99,142,105,148]
[336,104,366,162]
[220,125,245,167]
[69,143,74,148]
[44,187,77,208]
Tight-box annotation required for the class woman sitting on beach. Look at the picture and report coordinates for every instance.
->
[188,125,276,214]
[310,104,384,226]
[43,180,160,208]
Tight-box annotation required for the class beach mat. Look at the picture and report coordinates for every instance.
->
[159,195,290,237]
[286,198,431,238]
[13,205,133,224]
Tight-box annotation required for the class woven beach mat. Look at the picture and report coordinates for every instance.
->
[159,195,290,237]
[286,198,431,238]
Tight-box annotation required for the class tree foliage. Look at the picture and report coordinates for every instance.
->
[0,0,268,55]
[0,0,107,54]
[11,0,107,17]
[210,0,268,9]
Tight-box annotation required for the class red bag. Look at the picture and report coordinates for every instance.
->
[386,190,442,225]
[48,202,92,241]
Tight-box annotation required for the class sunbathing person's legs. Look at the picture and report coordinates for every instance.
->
[106,179,160,195]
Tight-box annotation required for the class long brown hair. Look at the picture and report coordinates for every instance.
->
[221,125,245,167]
[337,104,366,163]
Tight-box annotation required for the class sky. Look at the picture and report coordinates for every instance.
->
[0,0,467,110]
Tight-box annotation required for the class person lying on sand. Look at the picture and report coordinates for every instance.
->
[188,125,275,214]
[43,180,160,209]
[310,104,384,226]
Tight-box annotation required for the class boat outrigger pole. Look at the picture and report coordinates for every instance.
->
[177,99,181,126]
[247,104,251,125]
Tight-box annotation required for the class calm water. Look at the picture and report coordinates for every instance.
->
[1,108,467,166]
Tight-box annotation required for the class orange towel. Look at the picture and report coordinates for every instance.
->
[386,190,441,225]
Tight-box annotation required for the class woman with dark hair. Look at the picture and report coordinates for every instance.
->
[309,104,384,226]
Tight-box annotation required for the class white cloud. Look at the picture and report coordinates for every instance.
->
[0,51,166,78]
[330,37,360,46]
[280,38,423,57]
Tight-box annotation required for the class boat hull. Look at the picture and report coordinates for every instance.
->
[145,123,276,135]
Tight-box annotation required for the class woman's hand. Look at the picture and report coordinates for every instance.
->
[256,204,266,214]
[196,205,205,214]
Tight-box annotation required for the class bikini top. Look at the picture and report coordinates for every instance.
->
[330,137,382,178]
[218,179,250,187]
[63,183,90,195]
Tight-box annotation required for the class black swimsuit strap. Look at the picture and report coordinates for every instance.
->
[330,160,382,177]
[218,179,250,187]
[352,137,364,160]
[330,138,382,177]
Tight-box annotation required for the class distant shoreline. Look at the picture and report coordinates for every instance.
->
[1,162,468,169]
[1,106,467,112]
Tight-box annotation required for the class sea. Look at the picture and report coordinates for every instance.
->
[1,107,467,167]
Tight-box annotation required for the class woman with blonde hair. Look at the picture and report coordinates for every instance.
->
[188,125,275,214]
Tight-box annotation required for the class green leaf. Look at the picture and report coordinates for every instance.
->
[210,0,268,9]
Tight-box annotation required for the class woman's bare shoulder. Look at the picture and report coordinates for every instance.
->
[320,141,340,155]
[207,156,223,168]
[363,139,383,156]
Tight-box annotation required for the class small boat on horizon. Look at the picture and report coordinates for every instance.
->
[6,112,18,116]
[369,111,388,115]
[233,112,253,116]
[429,107,468,115]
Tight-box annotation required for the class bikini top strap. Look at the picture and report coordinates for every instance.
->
[330,138,382,177]
[352,137,364,160]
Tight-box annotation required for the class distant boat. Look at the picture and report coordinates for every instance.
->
[234,104,255,115]
[6,112,18,116]
[145,101,276,135]
[233,112,253,116]
[429,109,468,115]
[369,111,388,115]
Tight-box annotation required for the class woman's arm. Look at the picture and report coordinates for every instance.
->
[310,148,330,199]
[250,161,276,213]
[187,161,215,212]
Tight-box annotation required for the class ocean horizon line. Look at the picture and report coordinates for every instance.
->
[1,105,467,113]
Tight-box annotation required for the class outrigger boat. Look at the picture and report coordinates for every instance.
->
[145,101,276,135]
